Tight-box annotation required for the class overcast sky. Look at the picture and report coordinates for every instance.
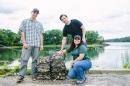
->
[0,0,130,39]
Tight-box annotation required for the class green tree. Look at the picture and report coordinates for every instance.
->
[0,29,21,46]
[44,29,62,45]
[0,29,104,46]
[86,31,104,44]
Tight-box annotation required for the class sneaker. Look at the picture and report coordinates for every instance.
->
[66,76,75,82]
[16,76,24,83]
[32,76,37,81]
[76,77,87,84]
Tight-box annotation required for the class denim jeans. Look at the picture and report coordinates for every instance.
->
[18,46,40,77]
[68,60,92,81]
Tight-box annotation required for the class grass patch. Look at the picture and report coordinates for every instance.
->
[5,44,105,48]
[0,65,20,77]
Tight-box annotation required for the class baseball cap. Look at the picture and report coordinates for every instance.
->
[74,35,81,40]
[32,8,39,14]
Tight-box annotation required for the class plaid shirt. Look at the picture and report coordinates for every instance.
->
[19,18,44,47]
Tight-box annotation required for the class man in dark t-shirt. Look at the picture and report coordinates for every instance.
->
[58,14,87,54]
[63,19,83,38]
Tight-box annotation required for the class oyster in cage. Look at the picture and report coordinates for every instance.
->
[37,53,66,80]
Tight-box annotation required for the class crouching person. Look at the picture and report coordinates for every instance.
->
[61,35,92,84]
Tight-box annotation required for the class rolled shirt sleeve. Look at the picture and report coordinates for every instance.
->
[19,20,26,32]
[40,24,44,33]
[79,45,87,54]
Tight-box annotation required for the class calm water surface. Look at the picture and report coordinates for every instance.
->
[0,42,130,69]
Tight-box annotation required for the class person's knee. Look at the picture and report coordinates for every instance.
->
[67,69,75,79]
[73,62,80,68]
[67,73,75,79]
[67,73,73,79]
[21,59,28,65]
[85,61,92,70]
[87,61,92,68]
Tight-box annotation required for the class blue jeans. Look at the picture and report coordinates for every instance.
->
[68,60,92,81]
[18,46,40,77]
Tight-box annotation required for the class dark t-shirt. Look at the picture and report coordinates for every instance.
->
[63,19,83,38]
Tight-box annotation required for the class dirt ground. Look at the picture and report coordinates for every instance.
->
[0,74,130,86]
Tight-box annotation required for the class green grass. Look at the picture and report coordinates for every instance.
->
[0,65,32,77]
[44,45,60,47]
[88,44,105,47]
[1,44,105,49]
[44,44,105,48]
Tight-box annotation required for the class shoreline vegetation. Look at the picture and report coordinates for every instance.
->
[0,43,109,49]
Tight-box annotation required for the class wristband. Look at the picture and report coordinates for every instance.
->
[22,42,26,44]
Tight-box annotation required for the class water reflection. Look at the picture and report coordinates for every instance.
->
[0,48,21,63]
[0,46,104,62]
[0,42,130,69]
[88,46,104,59]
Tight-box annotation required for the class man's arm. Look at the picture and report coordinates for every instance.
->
[39,23,44,50]
[21,32,26,43]
[21,32,28,48]
[81,25,86,42]
[71,53,85,66]
[61,37,67,50]
[40,33,43,50]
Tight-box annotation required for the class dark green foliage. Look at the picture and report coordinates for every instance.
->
[0,28,104,46]
[86,31,104,44]
[44,29,62,45]
[0,29,21,46]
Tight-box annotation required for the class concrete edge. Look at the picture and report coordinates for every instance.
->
[88,69,130,74]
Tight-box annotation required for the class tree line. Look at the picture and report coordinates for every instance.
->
[105,36,130,42]
[0,29,104,46]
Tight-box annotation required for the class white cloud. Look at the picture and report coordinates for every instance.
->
[0,0,130,39]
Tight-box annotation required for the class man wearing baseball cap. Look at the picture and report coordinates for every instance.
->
[17,8,44,83]
[32,8,39,14]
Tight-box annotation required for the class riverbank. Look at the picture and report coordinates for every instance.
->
[0,44,107,48]
[0,73,130,86]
